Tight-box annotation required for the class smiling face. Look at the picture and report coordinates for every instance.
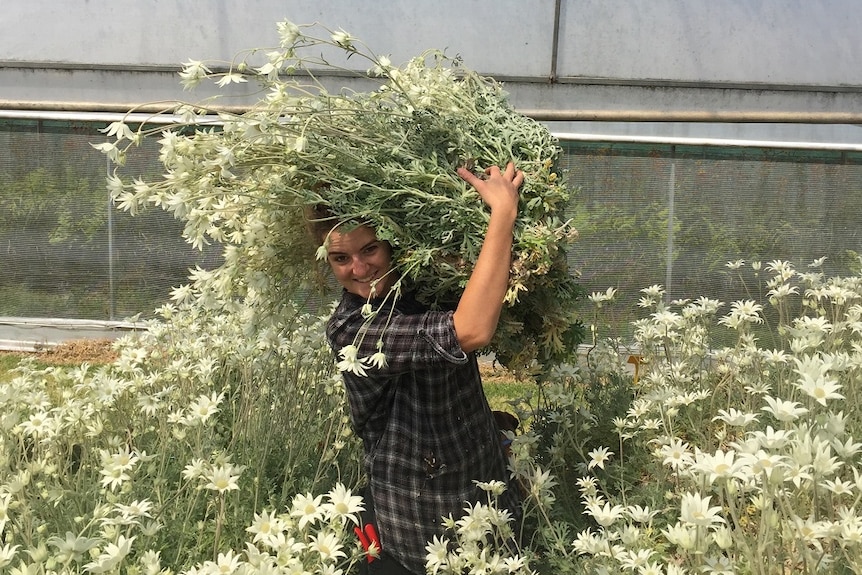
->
[325,225,395,299]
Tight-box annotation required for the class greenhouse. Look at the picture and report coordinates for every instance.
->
[3,1,861,344]
[2,1,862,574]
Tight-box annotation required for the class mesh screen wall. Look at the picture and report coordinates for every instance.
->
[559,141,862,337]
[2,118,861,326]
[0,118,222,320]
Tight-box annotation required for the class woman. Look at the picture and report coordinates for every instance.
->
[320,162,523,574]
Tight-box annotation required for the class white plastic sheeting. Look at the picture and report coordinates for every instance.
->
[3,0,862,119]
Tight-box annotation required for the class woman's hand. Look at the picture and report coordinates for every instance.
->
[456,162,523,219]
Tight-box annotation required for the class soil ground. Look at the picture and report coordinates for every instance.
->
[0,338,118,366]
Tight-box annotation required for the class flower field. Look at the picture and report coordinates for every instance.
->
[3,257,862,574]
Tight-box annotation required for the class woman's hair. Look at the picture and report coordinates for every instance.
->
[305,203,378,249]
[304,204,340,246]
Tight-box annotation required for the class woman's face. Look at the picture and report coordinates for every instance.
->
[325,225,395,299]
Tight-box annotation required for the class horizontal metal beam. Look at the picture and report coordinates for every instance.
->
[556,132,862,152]
[520,109,862,124]
[5,60,862,95]
[4,100,862,126]
[2,108,860,152]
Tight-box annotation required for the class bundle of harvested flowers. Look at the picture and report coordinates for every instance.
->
[100,20,584,374]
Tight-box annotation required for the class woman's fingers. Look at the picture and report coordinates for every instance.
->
[458,162,523,195]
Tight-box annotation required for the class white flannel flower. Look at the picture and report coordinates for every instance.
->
[204,463,242,493]
[322,483,364,525]
[169,283,195,304]
[761,348,791,365]
[657,438,693,471]
[712,525,733,549]
[101,121,137,142]
[182,458,208,481]
[790,515,830,548]
[91,141,123,164]
[576,476,599,496]
[503,555,528,573]
[246,510,286,546]
[626,505,659,524]
[187,391,224,424]
[588,446,613,470]
[652,310,683,329]
[138,549,163,574]
[702,555,735,575]
[811,445,842,476]
[369,55,394,77]
[618,548,655,571]
[363,351,388,370]
[200,550,243,575]
[588,287,617,306]
[762,395,808,422]
[0,544,18,570]
[692,449,747,485]
[637,561,665,575]
[841,519,862,546]
[800,375,845,406]
[291,492,325,530]
[83,535,135,573]
[767,283,799,302]
[572,528,609,556]
[331,29,355,50]
[662,521,697,550]
[114,499,153,523]
[820,478,855,496]
[719,300,764,329]
[748,426,794,449]
[832,436,862,458]
[794,355,843,406]
[277,20,302,47]
[99,447,139,491]
[679,492,725,527]
[585,501,625,528]
[640,284,666,298]
[293,136,307,153]
[528,466,556,499]
[456,501,494,542]
[425,535,450,573]
[48,532,101,564]
[808,256,827,268]
[474,479,507,497]
[739,450,788,482]
[18,411,54,439]
[713,408,759,427]
[336,344,367,376]
[311,530,346,561]
[0,493,11,534]
[179,60,212,89]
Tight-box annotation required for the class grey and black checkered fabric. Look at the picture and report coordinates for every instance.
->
[327,290,521,574]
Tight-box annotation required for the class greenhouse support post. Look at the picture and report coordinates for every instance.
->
[106,153,115,320]
[666,158,675,304]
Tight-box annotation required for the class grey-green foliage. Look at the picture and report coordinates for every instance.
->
[102,21,586,374]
